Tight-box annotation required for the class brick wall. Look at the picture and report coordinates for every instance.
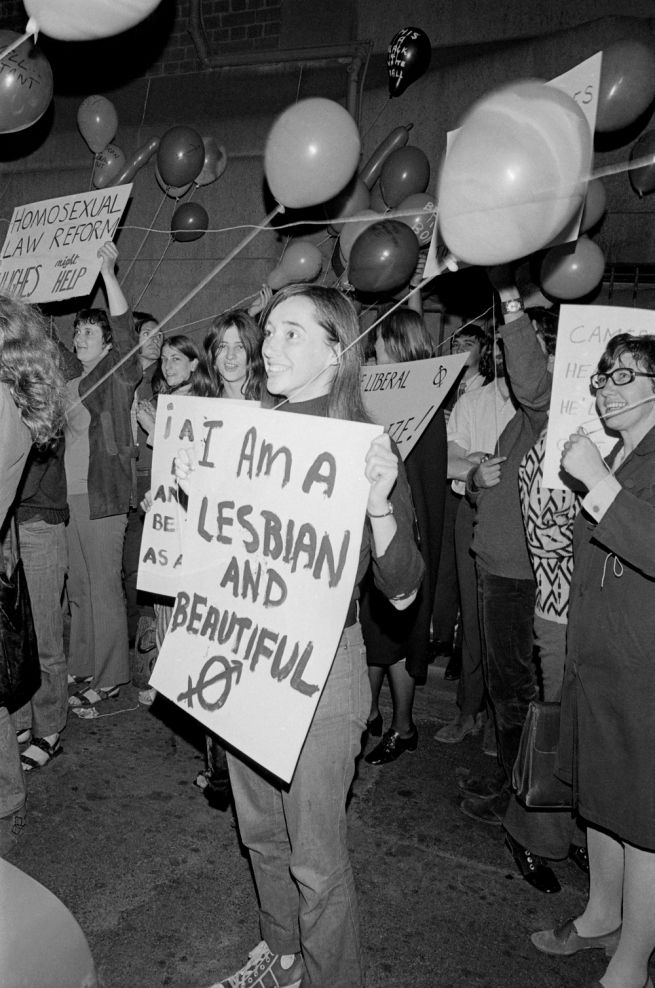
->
[0,0,282,79]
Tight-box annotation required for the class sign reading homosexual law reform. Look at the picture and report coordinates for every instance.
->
[0,185,132,303]
[361,353,467,459]
[543,304,655,489]
[149,397,379,782]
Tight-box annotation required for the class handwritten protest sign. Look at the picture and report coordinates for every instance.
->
[136,395,201,598]
[543,304,655,489]
[0,185,132,303]
[149,398,379,782]
[361,354,467,459]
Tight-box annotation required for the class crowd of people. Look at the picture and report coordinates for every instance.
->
[0,245,654,988]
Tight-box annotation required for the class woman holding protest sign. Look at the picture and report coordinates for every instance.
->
[177,284,423,988]
[361,306,447,765]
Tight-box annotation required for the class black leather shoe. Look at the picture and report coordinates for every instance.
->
[568,844,589,874]
[443,650,462,681]
[365,726,418,765]
[365,713,383,737]
[504,832,561,894]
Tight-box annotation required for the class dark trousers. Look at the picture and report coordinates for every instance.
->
[476,566,537,782]
[455,498,485,716]
[432,486,460,645]
[123,473,155,642]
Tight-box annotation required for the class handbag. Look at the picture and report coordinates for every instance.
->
[0,517,40,714]
[512,700,572,809]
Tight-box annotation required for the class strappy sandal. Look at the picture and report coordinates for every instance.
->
[68,685,120,708]
[21,736,63,771]
[16,729,32,746]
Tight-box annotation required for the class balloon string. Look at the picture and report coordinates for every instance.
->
[0,31,32,60]
[89,156,97,193]
[69,204,284,409]
[591,154,655,181]
[360,99,390,142]
[133,239,172,310]
[119,191,168,287]
[433,305,494,354]
[579,393,655,433]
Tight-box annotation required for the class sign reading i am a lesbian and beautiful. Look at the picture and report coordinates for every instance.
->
[149,397,379,782]
[543,305,655,489]
[360,354,467,459]
[0,185,132,303]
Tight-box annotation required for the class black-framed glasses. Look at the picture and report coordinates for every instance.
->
[590,368,655,390]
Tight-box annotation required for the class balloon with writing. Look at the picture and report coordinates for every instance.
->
[157,125,205,188]
[115,136,160,185]
[171,202,209,242]
[93,143,126,189]
[24,0,161,41]
[387,27,431,98]
[0,31,53,134]
[393,192,437,246]
[348,220,420,294]
[265,97,360,209]
[78,95,118,154]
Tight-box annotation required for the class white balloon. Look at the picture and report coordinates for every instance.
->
[25,0,161,41]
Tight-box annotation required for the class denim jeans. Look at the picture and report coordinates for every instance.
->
[476,566,537,782]
[14,520,69,738]
[227,621,370,988]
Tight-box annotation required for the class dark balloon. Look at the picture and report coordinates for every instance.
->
[596,40,655,133]
[157,126,205,188]
[380,146,430,208]
[0,31,53,134]
[387,27,431,99]
[171,202,209,242]
[629,130,655,198]
[348,220,419,294]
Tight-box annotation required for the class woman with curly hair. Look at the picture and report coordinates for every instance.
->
[0,292,65,855]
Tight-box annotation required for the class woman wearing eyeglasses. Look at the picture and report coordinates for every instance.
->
[533,334,655,988]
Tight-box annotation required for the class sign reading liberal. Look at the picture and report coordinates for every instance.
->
[149,398,379,783]
[543,304,655,489]
[0,184,132,303]
[361,354,467,459]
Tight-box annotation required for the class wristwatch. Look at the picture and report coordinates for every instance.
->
[501,297,524,315]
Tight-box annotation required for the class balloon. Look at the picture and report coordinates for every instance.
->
[93,143,126,189]
[596,40,655,133]
[438,81,592,266]
[392,192,437,246]
[155,163,191,198]
[348,220,420,294]
[0,31,52,134]
[264,98,360,209]
[171,202,209,243]
[380,146,430,208]
[157,125,205,188]
[115,136,160,185]
[0,858,97,988]
[24,0,161,41]
[359,124,413,189]
[629,130,655,198]
[332,247,346,279]
[580,178,608,230]
[387,27,432,98]
[540,236,605,300]
[325,176,371,234]
[266,240,323,290]
[77,95,117,154]
[195,136,228,187]
[338,209,381,263]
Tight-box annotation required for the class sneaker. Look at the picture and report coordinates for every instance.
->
[209,941,303,988]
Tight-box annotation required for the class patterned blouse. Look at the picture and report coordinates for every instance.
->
[518,434,581,624]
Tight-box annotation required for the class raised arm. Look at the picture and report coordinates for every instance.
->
[97,242,128,318]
